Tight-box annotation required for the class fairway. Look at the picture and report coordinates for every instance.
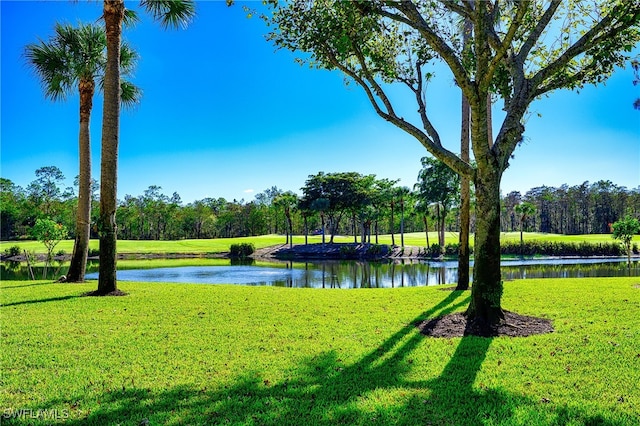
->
[1,277,639,425]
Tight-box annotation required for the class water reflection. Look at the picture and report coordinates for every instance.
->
[76,258,640,288]
[3,258,637,288]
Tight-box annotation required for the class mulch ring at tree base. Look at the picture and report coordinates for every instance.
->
[83,289,128,297]
[415,311,554,338]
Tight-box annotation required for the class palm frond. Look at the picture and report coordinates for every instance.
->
[120,80,142,109]
[26,21,140,103]
[123,9,140,28]
[25,36,74,101]
[119,41,139,76]
[140,0,196,29]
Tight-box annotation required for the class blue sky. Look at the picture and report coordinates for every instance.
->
[2,1,639,204]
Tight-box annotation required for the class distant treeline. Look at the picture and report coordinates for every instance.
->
[1,166,639,242]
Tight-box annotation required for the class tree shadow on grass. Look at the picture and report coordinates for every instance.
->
[28,290,634,426]
[0,294,82,308]
[0,281,58,290]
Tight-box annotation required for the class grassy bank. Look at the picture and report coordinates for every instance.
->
[2,232,636,257]
[1,277,639,425]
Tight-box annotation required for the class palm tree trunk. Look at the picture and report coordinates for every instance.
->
[66,79,95,282]
[97,0,124,295]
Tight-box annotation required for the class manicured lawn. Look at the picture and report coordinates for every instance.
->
[1,277,639,425]
[2,232,636,257]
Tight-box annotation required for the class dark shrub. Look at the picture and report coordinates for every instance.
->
[4,245,21,257]
[366,244,388,256]
[429,243,444,257]
[339,245,357,257]
[444,243,460,256]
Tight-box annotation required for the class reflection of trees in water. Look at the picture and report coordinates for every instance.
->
[5,259,638,287]
[502,262,640,280]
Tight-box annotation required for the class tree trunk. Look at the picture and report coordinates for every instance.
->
[400,201,405,248]
[97,0,124,295]
[436,204,445,248]
[457,91,471,290]
[465,163,504,325]
[390,203,395,246]
[66,79,95,282]
[456,15,472,290]
[423,215,429,248]
[287,213,293,249]
[352,213,357,243]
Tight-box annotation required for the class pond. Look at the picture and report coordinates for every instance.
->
[66,258,640,289]
[3,257,637,288]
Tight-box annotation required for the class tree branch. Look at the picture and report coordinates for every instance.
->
[514,0,562,66]
[530,2,639,92]
[481,0,530,91]
[325,47,474,179]
[438,0,471,19]
[380,1,478,105]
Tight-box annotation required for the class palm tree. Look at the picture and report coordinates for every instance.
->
[274,191,298,248]
[25,23,139,283]
[97,0,195,295]
[515,202,536,247]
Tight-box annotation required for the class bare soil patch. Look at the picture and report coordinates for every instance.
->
[415,311,554,338]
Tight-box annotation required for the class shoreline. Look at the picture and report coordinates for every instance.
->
[2,242,638,263]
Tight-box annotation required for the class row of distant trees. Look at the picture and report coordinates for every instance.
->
[2,165,639,243]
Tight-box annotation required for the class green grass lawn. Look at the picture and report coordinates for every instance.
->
[2,232,636,257]
[1,277,639,425]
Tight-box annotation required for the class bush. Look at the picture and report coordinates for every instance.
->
[229,243,254,258]
[366,244,389,256]
[339,245,357,257]
[500,240,624,257]
[4,245,21,257]
[88,248,100,257]
[55,249,66,257]
[444,243,460,256]
[429,244,444,257]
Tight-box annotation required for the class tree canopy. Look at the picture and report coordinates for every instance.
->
[266,0,640,327]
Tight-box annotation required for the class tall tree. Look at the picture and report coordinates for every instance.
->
[25,22,139,283]
[612,215,640,270]
[97,0,195,295]
[267,0,640,326]
[26,166,66,218]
